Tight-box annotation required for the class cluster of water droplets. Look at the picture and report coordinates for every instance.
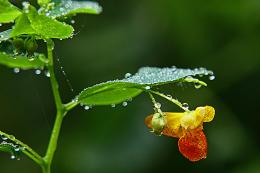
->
[0,134,25,160]
[45,0,102,19]
[12,67,50,77]
[22,1,30,13]
[121,67,214,85]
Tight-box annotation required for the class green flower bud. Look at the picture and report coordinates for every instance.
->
[12,38,25,52]
[151,113,167,135]
[25,38,38,54]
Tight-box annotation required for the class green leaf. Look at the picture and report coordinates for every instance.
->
[77,67,213,106]
[27,6,74,39]
[11,13,36,37]
[78,82,142,105]
[0,0,22,23]
[48,0,102,18]
[0,52,47,69]
[38,0,51,6]
[0,29,12,42]
[0,141,21,159]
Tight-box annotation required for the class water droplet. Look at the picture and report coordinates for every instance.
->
[10,155,16,160]
[84,106,90,110]
[122,102,128,107]
[35,69,41,75]
[145,86,151,90]
[194,83,202,89]
[0,23,2,27]
[209,75,215,80]
[14,148,20,152]
[166,95,172,99]
[124,73,132,78]
[111,104,116,108]
[13,68,20,74]
[44,70,50,77]
[2,136,8,140]
[154,102,161,109]
[182,103,189,109]
[71,20,75,24]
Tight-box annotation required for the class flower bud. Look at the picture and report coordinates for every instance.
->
[151,113,167,135]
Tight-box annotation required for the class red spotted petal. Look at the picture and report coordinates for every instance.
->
[178,129,207,162]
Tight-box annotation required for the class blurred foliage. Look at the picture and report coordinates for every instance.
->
[1,0,260,173]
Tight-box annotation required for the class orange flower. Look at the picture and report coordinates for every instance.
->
[145,106,215,161]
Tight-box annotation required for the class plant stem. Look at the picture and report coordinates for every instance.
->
[43,39,66,173]
[149,90,190,112]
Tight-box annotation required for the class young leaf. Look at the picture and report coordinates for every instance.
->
[0,141,21,159]
[27,6,74,39]
[0,0,22,23]
[0,52,47,69]
[11,13,36,37]
[77,67,213,106]
[78,82,142,105]
[38,0,51,6]
[47,0,102,18]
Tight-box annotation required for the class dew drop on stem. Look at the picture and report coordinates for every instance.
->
[182,103,189,109]
[154,102,161,109]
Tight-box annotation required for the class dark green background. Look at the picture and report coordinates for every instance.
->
[1,0,260,172]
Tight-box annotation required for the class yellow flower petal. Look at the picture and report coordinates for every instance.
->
[180,111,201,130]
[195,106,215,122]
[163,112,183,136]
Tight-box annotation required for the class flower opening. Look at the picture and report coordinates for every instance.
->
[145,106,215,161]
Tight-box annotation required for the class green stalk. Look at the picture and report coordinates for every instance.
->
[149,90,190,112]
[42,39,66,173]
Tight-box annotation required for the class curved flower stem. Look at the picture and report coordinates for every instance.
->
[0,130,44,166]
[147,92,163,114]
[148,90,190,112]
[42,39,66,173]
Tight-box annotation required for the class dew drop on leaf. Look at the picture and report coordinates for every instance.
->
[145,86,151,90]
[122,101,128,107]
[209,75,215,80]
[194,83,202,89]
[84,106,90,110]
[124,73,132,78]
[44,70,50,77]
[35,69,41,75]
[13,68,20,74]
